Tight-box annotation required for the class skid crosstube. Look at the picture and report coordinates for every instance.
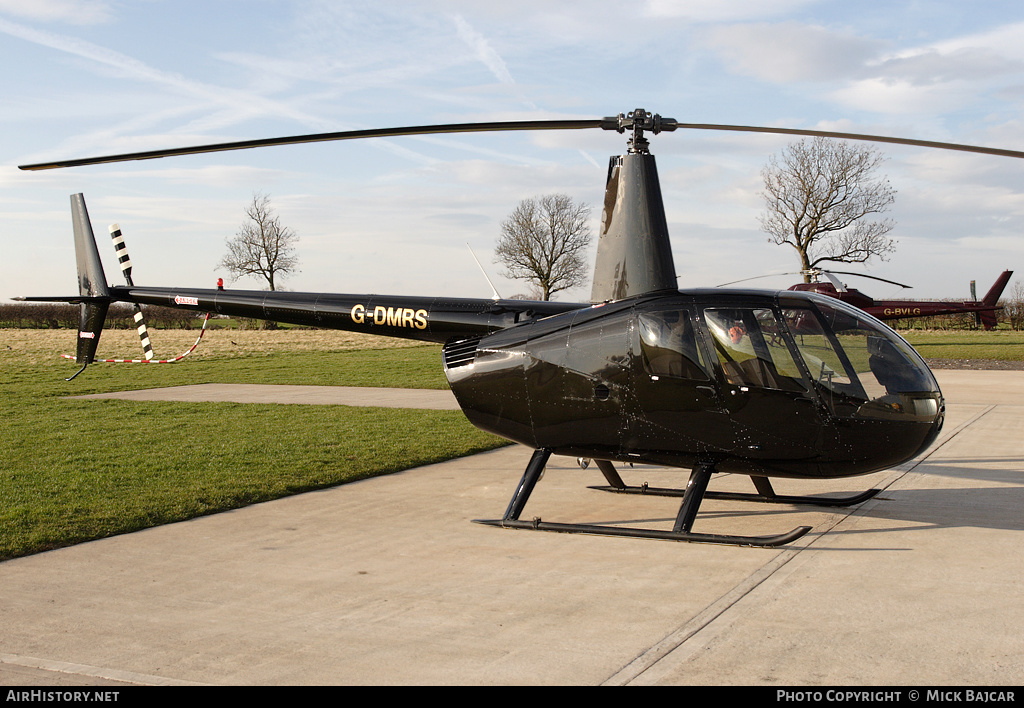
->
[474,449,814,548]
[589,472,881,508]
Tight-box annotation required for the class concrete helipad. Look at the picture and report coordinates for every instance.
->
[70,383,461,409]
[2,370,1023,685]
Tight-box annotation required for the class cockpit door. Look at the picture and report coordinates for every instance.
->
[629,304,733,457]
[700,306,824,462]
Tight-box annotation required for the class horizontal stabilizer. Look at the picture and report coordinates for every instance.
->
[13,295,110,303]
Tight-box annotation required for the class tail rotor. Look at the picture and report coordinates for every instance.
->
[57,197,211,373]
[109,224,154,360]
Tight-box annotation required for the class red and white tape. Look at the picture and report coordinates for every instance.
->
[62,312,211,363]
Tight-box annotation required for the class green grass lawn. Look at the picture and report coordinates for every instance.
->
[0,337,506,561]
[899,329,1024,362]
[2,326,1020,562]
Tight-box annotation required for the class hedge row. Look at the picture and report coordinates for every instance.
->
[0,303,203,330]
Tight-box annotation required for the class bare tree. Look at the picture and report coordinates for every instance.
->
[759,137,897,281]
[1006,279,1024,331]
[494,194,591,301]
[219,192,299,291]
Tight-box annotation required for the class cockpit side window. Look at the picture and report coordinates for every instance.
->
[637,310,709,380]
[703,308,807,392]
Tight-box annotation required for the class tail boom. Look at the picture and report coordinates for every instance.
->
[111,286,581,344]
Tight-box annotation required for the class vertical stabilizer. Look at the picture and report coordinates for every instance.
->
[589,152,677,302]
[72,194,109,299]
[70,194,110,366]
[982,270,1013,306]
[978,270,1013,330]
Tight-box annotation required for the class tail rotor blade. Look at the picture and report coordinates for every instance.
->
[110,223,154,360]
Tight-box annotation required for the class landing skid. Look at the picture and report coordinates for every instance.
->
[589,469,880,508]
[474,518,811,548]
[474,449,812,548]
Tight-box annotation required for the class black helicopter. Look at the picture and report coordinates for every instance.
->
[20,109,1023,546]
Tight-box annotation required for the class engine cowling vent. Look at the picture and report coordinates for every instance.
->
[443,336,482,369]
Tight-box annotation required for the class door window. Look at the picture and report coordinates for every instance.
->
[637,310,709,380]
[703,308,806,392]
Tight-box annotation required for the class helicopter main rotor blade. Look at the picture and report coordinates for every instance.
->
[718,269,913,290]
[819,270,912,289]
[18,118,607,171]
[821,271,848,293]
[668,122,1024,160]
[716,273,802,287]
[20,110,1024,171]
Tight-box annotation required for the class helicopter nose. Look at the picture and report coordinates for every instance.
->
[912,400,944,459]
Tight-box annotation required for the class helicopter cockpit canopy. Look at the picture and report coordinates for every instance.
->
[782,295,941,422]
[634,291,941,427]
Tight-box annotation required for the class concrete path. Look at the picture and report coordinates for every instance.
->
[70,383,461,409]
[2,371,1022,686]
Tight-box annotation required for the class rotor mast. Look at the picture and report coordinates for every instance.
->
[590,109,680,303]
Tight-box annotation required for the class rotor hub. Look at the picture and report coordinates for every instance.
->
[602,108,677,154]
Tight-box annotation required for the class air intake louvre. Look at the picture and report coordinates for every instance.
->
[443,336,481,369]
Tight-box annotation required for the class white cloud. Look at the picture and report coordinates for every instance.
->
[925,21,1024,64]
[873,47,1020,86]
[644,0,818,22]
[858,24,1024,103]
[701,18,1024,122]
[828,78,979,115]
[702,22,884,82]
[453,14,515,85]
[0,0,113,25]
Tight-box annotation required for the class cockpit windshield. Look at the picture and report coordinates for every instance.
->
[783,296,941,421]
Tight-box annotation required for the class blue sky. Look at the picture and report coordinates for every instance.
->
[3,0,1024,306]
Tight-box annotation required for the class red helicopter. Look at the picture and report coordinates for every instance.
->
[724,269,1013,330]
